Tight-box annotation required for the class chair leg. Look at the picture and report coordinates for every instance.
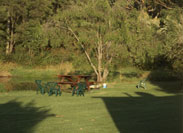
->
[58,89,61,96]
[77,90,79,96]
[137,84,140,89]
[72,89,75,96]
[45,87,48,93]
[41,89,45,95]
[49,91,52,96]
[144,84,147,89]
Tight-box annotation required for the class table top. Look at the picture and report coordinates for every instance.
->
[58,75,93,78]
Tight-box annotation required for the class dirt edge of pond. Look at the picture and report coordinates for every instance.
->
[0,71,12,77]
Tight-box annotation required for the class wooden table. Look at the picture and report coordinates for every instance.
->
[57,75,95,91]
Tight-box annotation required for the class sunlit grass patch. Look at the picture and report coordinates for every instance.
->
[0,80,182,133]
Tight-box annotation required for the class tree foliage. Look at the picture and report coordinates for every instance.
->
[0,0,182,82]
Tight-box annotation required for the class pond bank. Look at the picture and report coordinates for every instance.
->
[0,71,12,77]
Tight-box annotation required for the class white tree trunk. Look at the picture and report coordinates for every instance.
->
[97,35,103,82]
[6,13,14,55]
[67,26,112,83]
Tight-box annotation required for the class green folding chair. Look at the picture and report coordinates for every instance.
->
[47,82,62,96]
[35,80,47,95]
[136,79,147,89]
[72,82,86,96]
[72,85,77,96]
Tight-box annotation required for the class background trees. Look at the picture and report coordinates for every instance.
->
[0,0,182,82]
[0,0,27,55]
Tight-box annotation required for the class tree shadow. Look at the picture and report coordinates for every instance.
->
[94,92,183,133]
[147,70,182,94]
[0,99,55,133]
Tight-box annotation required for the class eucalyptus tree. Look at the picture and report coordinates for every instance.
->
[26,0,52,22]
[57,0,122,82]
[0,6,7,52]
[133,0,183,17]
[52,0,71,13]
[16,20,47,57]
[0,0,27,55]
[0,0,52,55]
[110,0,162,69]
[15,0,52,58]
[157,8,183,88]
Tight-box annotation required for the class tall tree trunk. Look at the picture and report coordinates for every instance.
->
[6,12,14,55]
[102,68,109,82]
[67,26,112,83]
[97,34,103,83]
[6,11,10,55]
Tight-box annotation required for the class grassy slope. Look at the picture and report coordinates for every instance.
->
[0,62,74,78]
[0,82,182,133]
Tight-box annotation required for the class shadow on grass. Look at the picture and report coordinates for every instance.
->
[94,92,183,133]
[147,70,182,94]
[0,100,55,133]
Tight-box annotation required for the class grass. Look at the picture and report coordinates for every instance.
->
[0,62,74,78]
[10,68,58,79]
[0,81,182,133]
[0,61,178,83]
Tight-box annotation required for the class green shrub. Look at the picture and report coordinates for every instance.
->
[148,69,178,81]
[107,67,143,82]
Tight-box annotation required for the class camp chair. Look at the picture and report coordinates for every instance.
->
[72,82,86,96]
[47,82,61,96]
[136,79,147,89]
[35,80,47,95]
[72,85,77,96]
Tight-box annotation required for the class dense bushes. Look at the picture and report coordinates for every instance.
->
[0,0,182,81]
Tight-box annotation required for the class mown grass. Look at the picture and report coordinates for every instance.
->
[0,81,182,133]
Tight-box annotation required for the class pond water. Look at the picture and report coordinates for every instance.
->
[0,77,70,92]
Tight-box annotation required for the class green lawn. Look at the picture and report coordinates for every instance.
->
[0,81,182,133]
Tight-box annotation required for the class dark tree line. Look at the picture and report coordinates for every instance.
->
[0,0,182,82]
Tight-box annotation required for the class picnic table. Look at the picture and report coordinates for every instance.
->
[57,75,95,91]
